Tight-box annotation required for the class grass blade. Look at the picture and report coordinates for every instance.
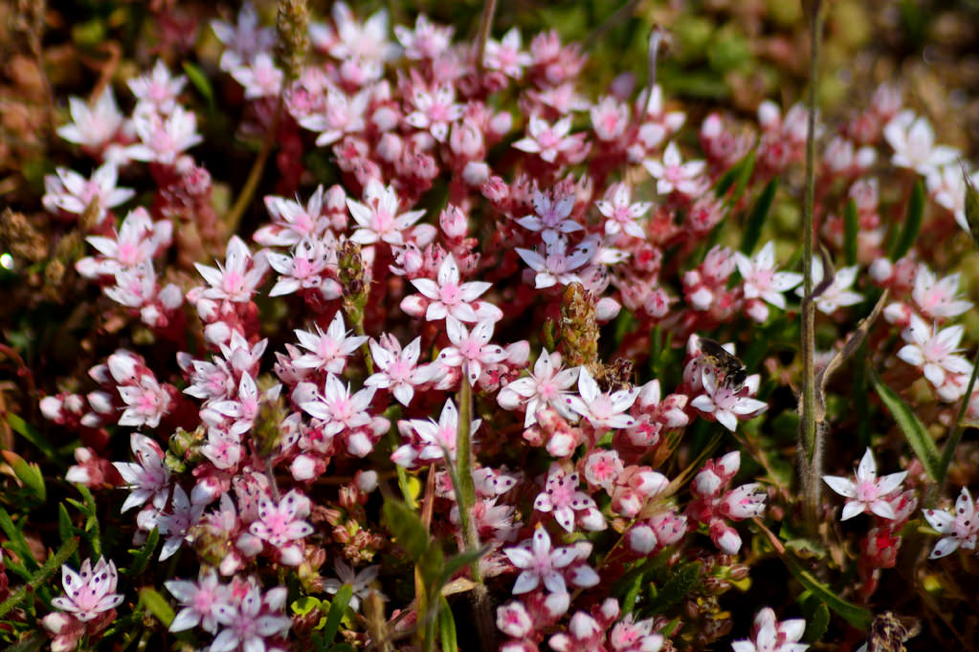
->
[870,368,941,481]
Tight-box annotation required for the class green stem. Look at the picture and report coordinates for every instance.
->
[473,0,498,74]
[799,6,823,537]
[454,379,480,579]
[224,93,283,237]
[936,346,979,490]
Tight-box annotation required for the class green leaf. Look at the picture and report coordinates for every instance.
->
[382,499,429,561]
[0,537,78,619]
[5,634,46,652]
[438,545,488,588]
[4,413,60,462]
[182,62,215,111]
[75,484,101,557]
[127,527,160,577]
[291,596,323,618]
[890,178,924,260]
[321,584,353,646]
[1,450,46,501]
[870,368,941,481]
[57,504,80,568]
[963,167,979,248]
[0,507,39,573]
[438,595,458,652]
[843,198,859,266]
[139,587,174,628]
[649,561,701,615]
[784,555,872,630]
[729,148,757,207]
[803,600,831,643]
[740,178,778,254]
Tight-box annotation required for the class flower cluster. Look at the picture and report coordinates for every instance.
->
[14,2,979,651]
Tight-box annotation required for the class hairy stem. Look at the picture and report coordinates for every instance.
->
[799,4,822,537]
[473,0,498,74]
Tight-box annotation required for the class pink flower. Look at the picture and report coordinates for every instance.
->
[77,207,172,279]
[297,373,376,437]
[503,526,577,595]
[347,180,426,246]
[266,236,342,298]
[257,185,334,247]
[823,448,908,521]
[166,570,231,633]
[405,84,464,142]
[734,242,803,321]
[212,583,292,652]
[883,110,958,175]
[498,348,580,427]
[923,487,979,558]
[56,88,124,150]
[595,183,651,240]
[127,106,203,166]
[230,52,283,99]
[533,465,597,532]
[394,13,454,60]
[484,27,533,78]
[516,231,596,290]
[292,311,368,374]
[436,316,507,386]
[513,115,577,163]
[194,236,270,303]
[116,368,172,429]
[732,607,808,652]
[298,86,370,146]
[910,266,972,320]
[128,60,187,114]
[51,558,125,622]
[43,162,134,222]
[365,334,432,406]
[590,95,630,141]
[113,433,170,513]
[319,2,400,64]
[392,398,478,467]
[211,2,275,71]
[795,257,863,314]
[322,560,385,612]
[566,367,638,431]
[496,601,533,638]
[643,142,706,196]
[516,189,583,236]
[157,485,206,560]
[691,368,767,432]
[249,489,315,565]
[897,314,970,388]
[403,254,496,322]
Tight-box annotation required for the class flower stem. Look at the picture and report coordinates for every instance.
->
[455,379,480,580]
[799,3,823,537]
[936,346,979,491]
[473,0,498,74]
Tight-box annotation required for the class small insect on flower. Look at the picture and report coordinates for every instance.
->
[697,338,748,391]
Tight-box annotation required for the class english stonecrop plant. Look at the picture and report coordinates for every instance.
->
[3,1,979,651]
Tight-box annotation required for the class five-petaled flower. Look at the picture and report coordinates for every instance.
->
[823,448,908,521]
[922,487,979,559]
[51,558,125,622]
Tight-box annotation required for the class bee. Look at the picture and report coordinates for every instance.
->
[866,611,920,652]
[697,338,748,391]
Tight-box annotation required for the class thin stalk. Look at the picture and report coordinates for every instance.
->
[473,0,498,74]
[936,347,979,489]
[454,379,480,578]
[799,5,823,537]
[224,93,284,237]
[454,378,496,651]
